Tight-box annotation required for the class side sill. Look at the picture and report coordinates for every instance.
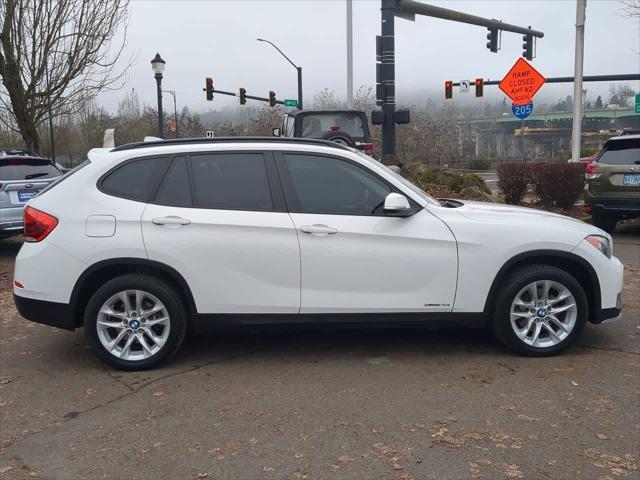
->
[192,312,488,332]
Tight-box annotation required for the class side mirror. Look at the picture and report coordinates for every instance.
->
[383,193,414,217]
[272,127,281,137]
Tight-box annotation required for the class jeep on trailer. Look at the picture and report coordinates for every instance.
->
[273,110,374,156]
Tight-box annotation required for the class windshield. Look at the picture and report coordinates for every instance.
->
[300,113,366,139]
[597,138,640,165]
[0,159,60,181]
[354,151,440,206]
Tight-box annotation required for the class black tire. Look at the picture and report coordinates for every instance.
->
[592,211,617,234]
[322,131,356,148]
[84,274,187,370]
[492,264,588,356]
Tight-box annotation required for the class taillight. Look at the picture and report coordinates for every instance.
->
[365,143,374,155]
[583,204,593,214]
[585,163,601,180]
[23,206,58,242]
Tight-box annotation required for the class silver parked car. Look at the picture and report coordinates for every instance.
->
[0,156,62,237]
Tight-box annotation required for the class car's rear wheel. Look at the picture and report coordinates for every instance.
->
[84,274,187,370]
[492,265,587,356]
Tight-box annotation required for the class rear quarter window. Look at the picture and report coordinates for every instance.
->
[100,157,170,202]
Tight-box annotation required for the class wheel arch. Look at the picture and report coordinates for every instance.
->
[70,258,197,329]
[484,250,601,323]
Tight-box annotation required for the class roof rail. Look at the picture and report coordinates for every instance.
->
[111,136,352,152]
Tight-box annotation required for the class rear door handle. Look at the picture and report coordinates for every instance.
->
[152,216,191,226]
[300,224,338,235]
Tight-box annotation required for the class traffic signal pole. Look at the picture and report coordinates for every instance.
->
[448,73,640,88]
[571,0,587,163]
[208,87,285,106]
[380,0,396,162]
[376,0,544,163]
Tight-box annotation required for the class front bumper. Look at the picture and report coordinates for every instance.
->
[14,294,76,331]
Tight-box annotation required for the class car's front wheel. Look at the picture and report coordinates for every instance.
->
[84,274,187,370]
[492,265,587,356]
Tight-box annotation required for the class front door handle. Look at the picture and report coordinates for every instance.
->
[300,224,338,235]
[152,216,191,226]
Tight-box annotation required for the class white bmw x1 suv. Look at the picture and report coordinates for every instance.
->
[13,138,623,370]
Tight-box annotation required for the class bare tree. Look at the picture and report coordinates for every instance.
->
[0,0,130,153]
[353,84,376,114]
[620,0,640,17]
[608,83,636,107]
[247,105,284,136]
[313,88,342,110]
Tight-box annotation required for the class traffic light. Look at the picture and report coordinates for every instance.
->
[522,33,534,61]
[204,77,214,101]
[445,81,453,100]
[239,87,246,105]
[475,78,484,98]
[268,90,276,107]
[486,27,498,53]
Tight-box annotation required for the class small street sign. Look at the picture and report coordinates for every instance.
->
[460,80,470,93]
[205,131,215,138]
[512,102,534,119]
[499,58,545,106]
[284,99,298,107]
[635,93,640,114]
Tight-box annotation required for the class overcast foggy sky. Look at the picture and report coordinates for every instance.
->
[98,0,640,113]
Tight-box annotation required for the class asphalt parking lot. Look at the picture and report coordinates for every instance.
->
[1,225,638,480]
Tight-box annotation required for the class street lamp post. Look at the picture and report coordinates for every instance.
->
[151,53,166,138]
[162,90,178,138]
[257,38,303,110]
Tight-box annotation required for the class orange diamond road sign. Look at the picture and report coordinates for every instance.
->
[499,58,545,106]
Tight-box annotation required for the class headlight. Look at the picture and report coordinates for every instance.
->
[586,235,612,259]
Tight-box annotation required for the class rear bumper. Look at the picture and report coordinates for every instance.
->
[13,294,76,331]
[592,306,622,324]
[586,195,640,216]
[0,221,23,235]
[0,207,24,234]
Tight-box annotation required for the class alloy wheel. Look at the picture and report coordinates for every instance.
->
[509,280,577,348]
[96,290,170,361]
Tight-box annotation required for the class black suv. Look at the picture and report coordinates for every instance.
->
[274,110,374,156]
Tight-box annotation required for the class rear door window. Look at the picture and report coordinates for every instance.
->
[100,157,170,202]
[154,157,192,207]
[0,159,60,181]
[597,138,640,165]
[190,153,273,211]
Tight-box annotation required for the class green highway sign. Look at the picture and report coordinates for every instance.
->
[635,93,640,114]
[284,99,298,108]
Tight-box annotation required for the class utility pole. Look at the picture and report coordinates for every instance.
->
[571,0,586,162]
[45,63,55,162]
[257,39,303,110]
[163,90,178,138]
[346,0,354,108]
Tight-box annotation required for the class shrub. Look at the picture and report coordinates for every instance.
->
[404,163,495,202]
[530,162,586,209]
[497,162,529,205]
[467,158,491,171]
